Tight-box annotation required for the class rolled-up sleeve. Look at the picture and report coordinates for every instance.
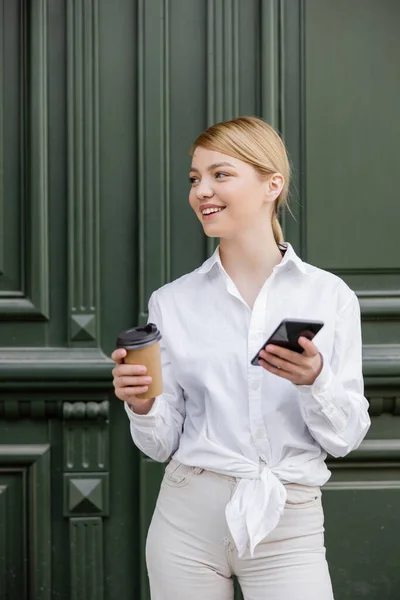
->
[297,292,371,457]
[124,291,186,462]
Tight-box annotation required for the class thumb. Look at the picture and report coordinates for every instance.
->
[298,336,319,356]
[111,348,127,364]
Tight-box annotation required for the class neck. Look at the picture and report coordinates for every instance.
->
[219,223,283,283]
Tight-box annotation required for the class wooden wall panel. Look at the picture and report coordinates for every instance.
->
[0,0,49,322]
[0,2,399,600]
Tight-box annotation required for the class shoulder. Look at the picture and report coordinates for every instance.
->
[301,261,358,313]
[150,267,205,306]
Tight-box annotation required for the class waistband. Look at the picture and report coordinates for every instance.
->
[167,459,321,556]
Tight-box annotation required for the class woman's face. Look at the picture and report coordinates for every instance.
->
[189,147,282,239]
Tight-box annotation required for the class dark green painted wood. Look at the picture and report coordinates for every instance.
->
[0,1,399,599]
[0,445,51,599]
[0,473,24,600]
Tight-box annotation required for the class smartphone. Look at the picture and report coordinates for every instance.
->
[250,319,324,366]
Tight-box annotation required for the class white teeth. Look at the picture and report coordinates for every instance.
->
[202,207,224,215]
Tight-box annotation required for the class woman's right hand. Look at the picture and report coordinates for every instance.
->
[111,348,155,414]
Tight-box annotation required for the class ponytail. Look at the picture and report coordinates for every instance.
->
[271,210,284,244]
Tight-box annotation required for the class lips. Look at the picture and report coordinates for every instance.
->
[199,204,226,216]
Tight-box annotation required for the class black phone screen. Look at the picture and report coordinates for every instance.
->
[250,319,324,366]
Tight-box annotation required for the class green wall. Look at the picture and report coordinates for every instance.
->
[0,1,399,599]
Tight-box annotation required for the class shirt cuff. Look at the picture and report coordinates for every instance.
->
[302,356,333,395]
[297,358,346,432]
[124,397,161,429]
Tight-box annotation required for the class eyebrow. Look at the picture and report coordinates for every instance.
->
[189,162,237,173]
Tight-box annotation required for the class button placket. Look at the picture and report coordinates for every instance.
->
[247,276,274,462]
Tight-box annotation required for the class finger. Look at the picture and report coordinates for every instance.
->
[116,386,149,401]
[259,359,296,382]
[111,348,127,364]
[115,375,152,388]
[112,363,148,378]
[264,344,304,366]
[259,351,301,376]
[297,337,319,356]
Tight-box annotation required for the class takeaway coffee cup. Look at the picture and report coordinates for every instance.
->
[116,324,163,400]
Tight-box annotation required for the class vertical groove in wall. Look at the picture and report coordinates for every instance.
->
[260,0,284,235]
[67,0,100,344]
[206,0,240,255]
[28,446,51,600]
[138,0,172,320]
[0,0,4,274]
[278,0,307,250]
[137,0,145,317]
[161,0,171,284]
[207,0,240,125]
[20,0,28,293]
[0,0,54,319]
[260,0,280,129]
[0,486,7,598]
[298,0,307,257]
[35,0,49,316]
[70,518,104,600]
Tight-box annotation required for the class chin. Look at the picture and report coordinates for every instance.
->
[202,224,225,238]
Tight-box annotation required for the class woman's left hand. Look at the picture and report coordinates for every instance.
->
[258,336,323,386]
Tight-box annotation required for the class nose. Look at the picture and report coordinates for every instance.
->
[195,179,214,200]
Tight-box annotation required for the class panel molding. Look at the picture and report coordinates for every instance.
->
[332,439,400,463]
[69,517,104,600]
[67,0,100,345]
[368,396,400,417]
[0,0,50,320]
[358,294,400,320]
[206,0,240,126]
[326,440,400,489]
[0,348,113,388]
[0,444,51,600]
[138,0,171,323]
[137,0,283,314]
[63,419,109,472]
[325,480,400,491]
[260,0,280,129]
[0,0,4,275]
[280,0,306,248]
[64,473,109,516]
[0,485,7,597]
[63,400,109,421]
[363,344,400,379]
[205,0,240,256]
[0,343,398,388]
[62,393,109,599]
[0,397,110,420]
[280,0,400,333]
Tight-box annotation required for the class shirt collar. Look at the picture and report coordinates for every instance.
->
[275,242,308,275]
[197,246,222,274]
[197,242,307,276]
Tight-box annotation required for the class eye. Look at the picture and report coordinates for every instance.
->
[189,176,199,184]
[215,172,229,179]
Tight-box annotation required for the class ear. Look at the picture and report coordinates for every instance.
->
[264,173,284,203]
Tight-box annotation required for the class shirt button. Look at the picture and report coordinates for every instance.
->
[256,429,265,439]
[250,379,260,390]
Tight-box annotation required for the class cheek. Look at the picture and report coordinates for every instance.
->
[188,189,197,209]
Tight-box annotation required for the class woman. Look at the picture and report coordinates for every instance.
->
[112,116,370,600]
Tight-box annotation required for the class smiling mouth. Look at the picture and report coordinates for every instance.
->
[201,207,226,216]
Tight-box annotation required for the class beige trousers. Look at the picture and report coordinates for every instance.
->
[146,460,334,600]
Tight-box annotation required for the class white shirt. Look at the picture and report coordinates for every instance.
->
[125,243,370,557]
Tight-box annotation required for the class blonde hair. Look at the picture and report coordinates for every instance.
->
[190,116,290,243]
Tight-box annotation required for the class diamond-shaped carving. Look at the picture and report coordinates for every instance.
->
[69,478,103,513]
[70,314,96,341]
